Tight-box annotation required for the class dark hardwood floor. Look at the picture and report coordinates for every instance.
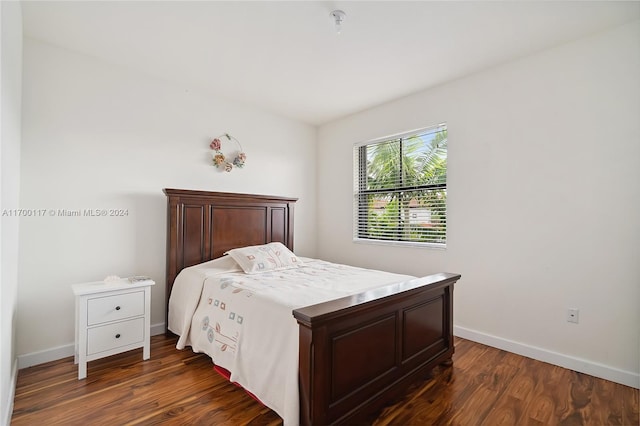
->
[12,335,638,425]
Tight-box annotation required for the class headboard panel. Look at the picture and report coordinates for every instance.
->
[163,188,297,331]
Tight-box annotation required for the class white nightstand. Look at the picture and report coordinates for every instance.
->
[72,278,155,380]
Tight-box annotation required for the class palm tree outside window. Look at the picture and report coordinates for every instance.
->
[353,124,447,247]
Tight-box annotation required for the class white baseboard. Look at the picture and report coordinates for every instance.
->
[454,325,640,389]
[2,359,17,426]
[17,323,638,389]
[17,322,166,369]
[150,322,166,337]
[17,343,74,369]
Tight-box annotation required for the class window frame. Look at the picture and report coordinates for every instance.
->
[353,124,447,249]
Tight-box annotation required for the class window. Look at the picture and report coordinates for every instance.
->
[353,124,447,248]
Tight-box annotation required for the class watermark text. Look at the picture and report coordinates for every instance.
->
[2,208,129,217]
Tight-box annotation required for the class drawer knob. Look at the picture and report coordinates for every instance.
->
[115,334,121,339]
[115,306,121,310]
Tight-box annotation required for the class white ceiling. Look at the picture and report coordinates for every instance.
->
[22,1,640,126]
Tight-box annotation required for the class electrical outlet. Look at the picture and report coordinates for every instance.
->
[567,308,579,323]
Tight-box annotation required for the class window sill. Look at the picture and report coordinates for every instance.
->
[353,238,446,250]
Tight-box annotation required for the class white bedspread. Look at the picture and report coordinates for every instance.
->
[168,256,415,425]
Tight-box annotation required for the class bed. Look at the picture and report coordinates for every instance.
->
[164,188,461,425]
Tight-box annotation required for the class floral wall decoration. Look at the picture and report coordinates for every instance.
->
[210,133,246,172]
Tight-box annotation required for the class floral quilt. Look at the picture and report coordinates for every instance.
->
[168,256,415,425]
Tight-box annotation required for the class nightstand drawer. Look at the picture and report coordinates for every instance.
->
[87,291,144,325]
[87,317,144,355]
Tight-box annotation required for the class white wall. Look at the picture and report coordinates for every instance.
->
[317,21,640,387]
[18,38,317,361]
[1,1,22,424]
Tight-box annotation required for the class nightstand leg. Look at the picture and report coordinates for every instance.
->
[143,342,150,360]
[143,286,151,361]
[78,358,87,380]
[74,298,79,364]
[78,296,88,379]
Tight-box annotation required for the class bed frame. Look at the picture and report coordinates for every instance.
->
[164,188,460,425]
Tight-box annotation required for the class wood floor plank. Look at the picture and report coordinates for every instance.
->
[12,335,639,425]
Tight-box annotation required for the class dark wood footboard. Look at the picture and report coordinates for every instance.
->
[293,272,460,425]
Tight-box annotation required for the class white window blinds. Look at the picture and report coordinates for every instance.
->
[353,124,447,247]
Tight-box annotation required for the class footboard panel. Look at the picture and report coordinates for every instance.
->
[293,272,460,425]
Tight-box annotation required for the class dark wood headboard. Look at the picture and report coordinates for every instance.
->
[163,188,297,330]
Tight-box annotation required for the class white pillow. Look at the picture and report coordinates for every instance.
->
[225,242,304,274]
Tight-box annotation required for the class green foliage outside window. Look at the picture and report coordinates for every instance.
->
[355,127,447,246]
